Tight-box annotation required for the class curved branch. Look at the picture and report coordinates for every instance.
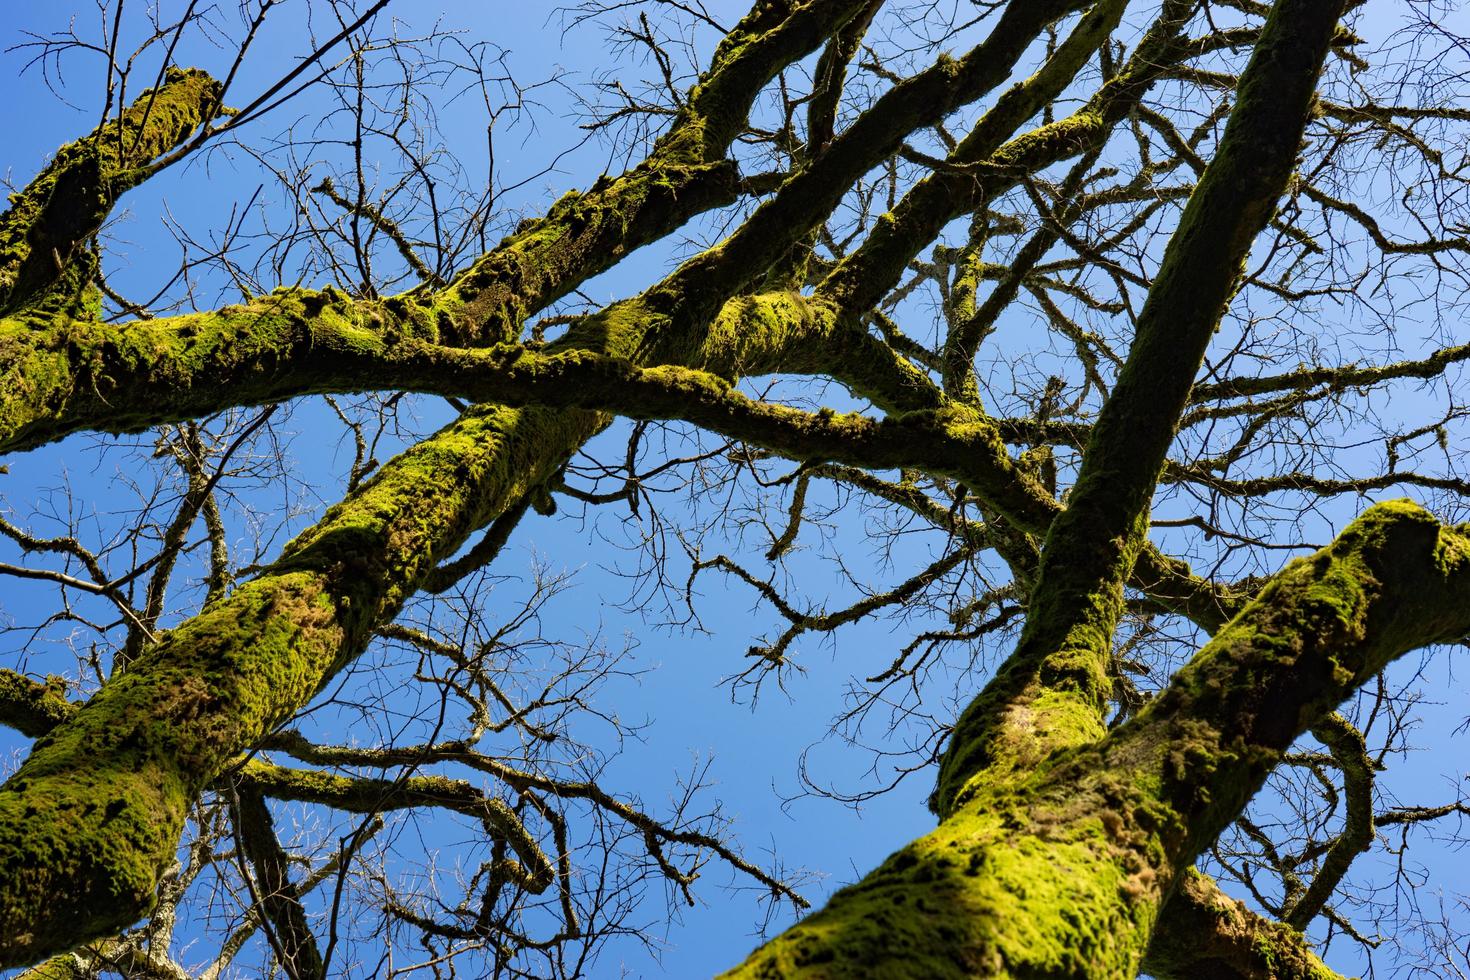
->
[0,68,224,316]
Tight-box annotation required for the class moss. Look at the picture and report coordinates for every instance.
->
[658,0,874,160]
[1144,869,1342,980]
[931,502,1142,817]
[11,954,90,980]
[0,671,76,738]
[944,686,1109,813]
[0,286,427,453]
[0,576,342,960]
[692,291,824,373]
[437,158,738,346]
[0,68,224,317]
[723,779,1158,979]
[0,401,604,966]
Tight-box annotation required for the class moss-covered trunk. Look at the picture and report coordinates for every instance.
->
[0,403,599,960]
[726,501,1470,978]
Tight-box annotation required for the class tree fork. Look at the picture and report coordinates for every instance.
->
[724,499,1470,978]
[934,0,1350,816]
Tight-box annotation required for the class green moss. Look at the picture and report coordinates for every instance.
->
[931,498,1141,817]
[1144,869,1342,980]
[11,954,90,980]
[723,780,1157,979]
[0,671,76,738]
[0,68,224,317]
[0,399,608,966]
[0,286,435,453]
[438,158,738,346]
[946,686,1109,813]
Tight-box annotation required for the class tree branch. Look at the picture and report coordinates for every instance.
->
[0,68,224,316]
[1145,869,1346,980]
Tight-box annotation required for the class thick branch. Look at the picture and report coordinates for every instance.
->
[0,402,590,965]
[0,671,76,739]
[236,759,555,893]
[725,499,1470,978]
[0,68,224,316]
[1144,869,1345,980]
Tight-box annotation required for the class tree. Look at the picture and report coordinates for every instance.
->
[2,0,1470,975]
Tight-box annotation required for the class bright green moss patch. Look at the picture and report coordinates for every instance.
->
[723,785,1157,980]
[0,286,444,453]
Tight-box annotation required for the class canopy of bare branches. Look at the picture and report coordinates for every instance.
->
[3,0,1470,977]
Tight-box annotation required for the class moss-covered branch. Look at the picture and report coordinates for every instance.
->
[256,728,810,910]
[0,280,941,457]
[432,0,877,345]
[1282,713,1375,930]
[13,942,189,980]
[1144,869,1347,980]
[724,500,1470,978]
[0,400,592,965]
[0,671,77,739]
[658,0,1094,315]
[1189,339,1470,402]
[0,68,224,317]
[236,759,556,893]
